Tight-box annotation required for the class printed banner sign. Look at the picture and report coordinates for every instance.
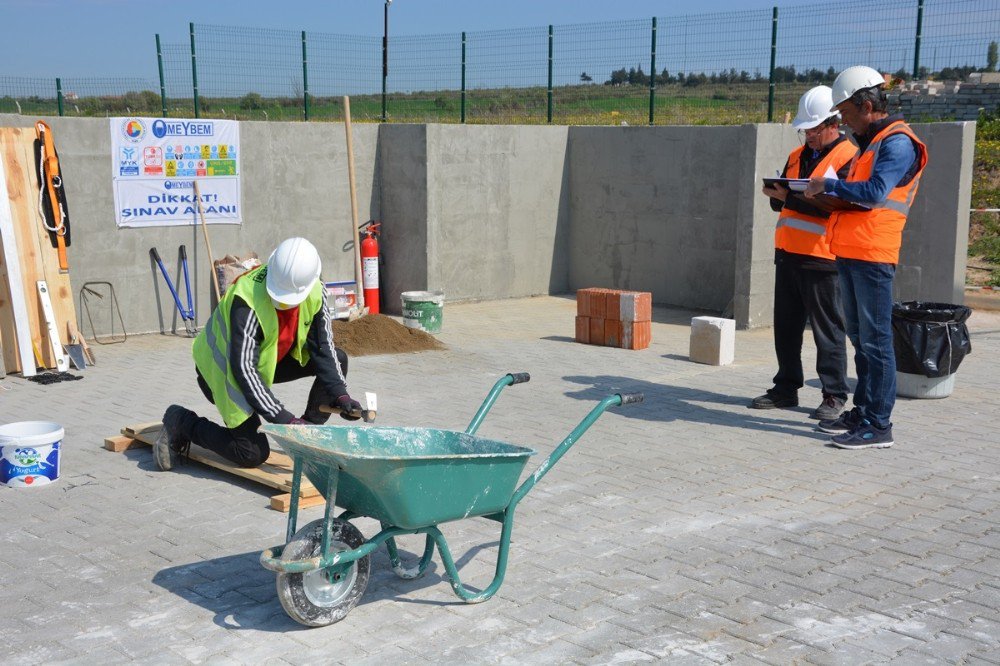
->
[110,117,242,228]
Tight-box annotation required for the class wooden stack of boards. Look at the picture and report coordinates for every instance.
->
[0,126,81,377]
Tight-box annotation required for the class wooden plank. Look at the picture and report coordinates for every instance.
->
[0,132,36,376]
[16,132,76,345]
[0,128,76,370]
[269,492,327,512]
[0,128,48,368]
[120,423,318,495]
[103,434,140,452]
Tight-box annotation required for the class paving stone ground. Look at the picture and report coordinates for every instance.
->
[1,296,998,664]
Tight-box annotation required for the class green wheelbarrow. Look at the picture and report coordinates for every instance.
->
[259,373,643,627]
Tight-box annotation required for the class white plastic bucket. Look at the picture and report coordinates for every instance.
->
[401,290,444,334]
[896,371,955,399]
[0,421,64,488]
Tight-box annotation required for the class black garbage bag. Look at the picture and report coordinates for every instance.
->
[891,302,972,378]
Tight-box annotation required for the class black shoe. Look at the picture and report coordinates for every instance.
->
[816,407,863,435]
[750,390,798,410]
[810,394,846,421]
[831,422,894,449]
[153,405,193,471]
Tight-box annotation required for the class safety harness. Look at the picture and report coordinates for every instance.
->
[34,120,71,272]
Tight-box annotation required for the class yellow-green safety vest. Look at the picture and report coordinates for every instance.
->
[192,264,324,428]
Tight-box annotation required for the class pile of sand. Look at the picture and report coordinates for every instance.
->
[332,314,445,357]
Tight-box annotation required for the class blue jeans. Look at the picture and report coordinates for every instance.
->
[837,258,896,428]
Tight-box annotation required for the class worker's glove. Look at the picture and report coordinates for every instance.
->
[335,394,363,421]
[288,417,309,426]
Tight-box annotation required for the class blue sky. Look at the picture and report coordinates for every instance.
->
[2,0,783,80]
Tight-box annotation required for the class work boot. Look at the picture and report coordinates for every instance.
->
[153,405,194,471]
[749,389,798,410]
[810,394,846,420]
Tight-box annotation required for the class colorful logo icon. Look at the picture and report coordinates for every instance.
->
[121,118,146,142]
[13,447,40,467]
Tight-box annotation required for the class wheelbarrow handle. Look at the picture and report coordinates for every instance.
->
[465,372,531,435]
[508,391,644,510]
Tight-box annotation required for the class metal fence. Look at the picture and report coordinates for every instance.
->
[2,0,999,124]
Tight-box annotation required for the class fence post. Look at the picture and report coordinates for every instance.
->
[461,32,467,124]
[56,78,64,117]
[547,25,553,124]
[302,30,310,121]
[189,22,200,119]
[156,34,168,117]
[767,7,778,122]
[382,0,389,122]
[913,0,924,79]
[649,17,657,126]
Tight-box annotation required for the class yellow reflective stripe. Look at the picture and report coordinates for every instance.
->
[777,216,827,236]
[203,308,253,415]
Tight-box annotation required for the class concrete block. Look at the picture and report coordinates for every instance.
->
[689,316,735,365]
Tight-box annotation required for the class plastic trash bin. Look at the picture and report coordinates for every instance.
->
[891,301,972,398]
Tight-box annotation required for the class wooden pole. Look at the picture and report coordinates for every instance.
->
[192,181,222,301]
[343,96,365,309]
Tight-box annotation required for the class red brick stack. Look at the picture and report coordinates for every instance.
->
[575,288,651,350]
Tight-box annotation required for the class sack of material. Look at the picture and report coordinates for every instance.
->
[214,253,261,296]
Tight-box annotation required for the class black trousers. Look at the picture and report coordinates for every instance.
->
[187,349,348,468]
[771,261,850,401]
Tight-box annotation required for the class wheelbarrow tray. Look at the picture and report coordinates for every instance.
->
[263,424,536,530]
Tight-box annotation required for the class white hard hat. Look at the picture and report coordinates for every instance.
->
[792,85,839,130]
[830,65,886,110]
[266,237,322,306]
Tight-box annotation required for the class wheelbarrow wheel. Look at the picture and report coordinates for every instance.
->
[276,518,370,627]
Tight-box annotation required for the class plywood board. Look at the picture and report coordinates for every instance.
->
[0,127,77,370]
[0,140,36,375]
[118,422,320,496]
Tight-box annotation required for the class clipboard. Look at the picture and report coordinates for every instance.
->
[762,177,810,192]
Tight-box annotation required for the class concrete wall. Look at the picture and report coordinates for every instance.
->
[897,122,975,305]
[0,114,974,336]
[566,126,740,313]
[0,113,378,336]
[425,125,570,301]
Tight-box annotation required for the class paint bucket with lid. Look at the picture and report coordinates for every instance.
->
[401,290,444,334]
[0,421,64,488]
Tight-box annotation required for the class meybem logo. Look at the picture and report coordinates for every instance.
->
[164,180,193,190]
[152,119,214,138]
[13,447,40,467]
[121,118,146,143]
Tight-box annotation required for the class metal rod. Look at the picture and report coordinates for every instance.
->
[767,7,778,122]
[286,456,303,542]
[302,30,310,121]
[547,25,553,124]
[461,32,467,124]
[913,0,925,79]
[189,22,200,119]
[649,17,657,126]
[156,34,167,117]
[382,0,389,122]
[56,78,63,117]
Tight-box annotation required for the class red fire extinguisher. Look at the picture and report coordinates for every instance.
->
[359,220,381,314]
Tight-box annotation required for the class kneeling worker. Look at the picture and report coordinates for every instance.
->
[154,237,362,470]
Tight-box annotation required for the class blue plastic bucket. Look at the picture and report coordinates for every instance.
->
[0,421,64,488]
